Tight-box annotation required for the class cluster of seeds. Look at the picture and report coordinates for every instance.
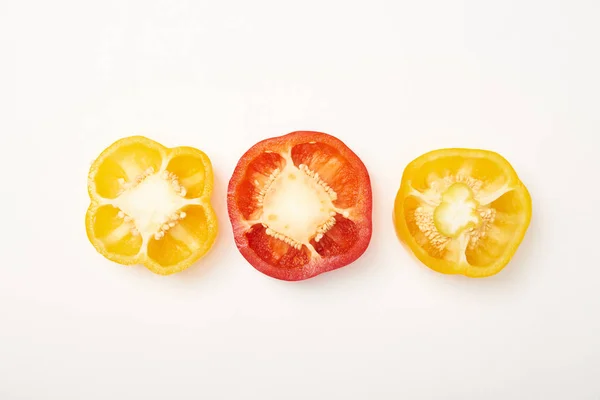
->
[117,210,140,236]
[161,170,187,197]
[116,209,187,240]
[313,214,337,242]
[414,206,450,252]
[116,168,188,198]
[437,175,483,194]
[152,211,187,240]
[298,164,337,200]
[117,167,156,192]
[467,207,496,249]
[263,224,303,250]
[256,168,280,206]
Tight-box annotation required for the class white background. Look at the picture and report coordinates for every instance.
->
[1,0,599,399]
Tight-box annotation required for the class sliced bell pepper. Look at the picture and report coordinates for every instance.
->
[227,131,372,281]
[86,136,218,275]
[393,148,532,277]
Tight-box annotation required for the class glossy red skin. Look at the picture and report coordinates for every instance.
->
[227,131,372,281]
